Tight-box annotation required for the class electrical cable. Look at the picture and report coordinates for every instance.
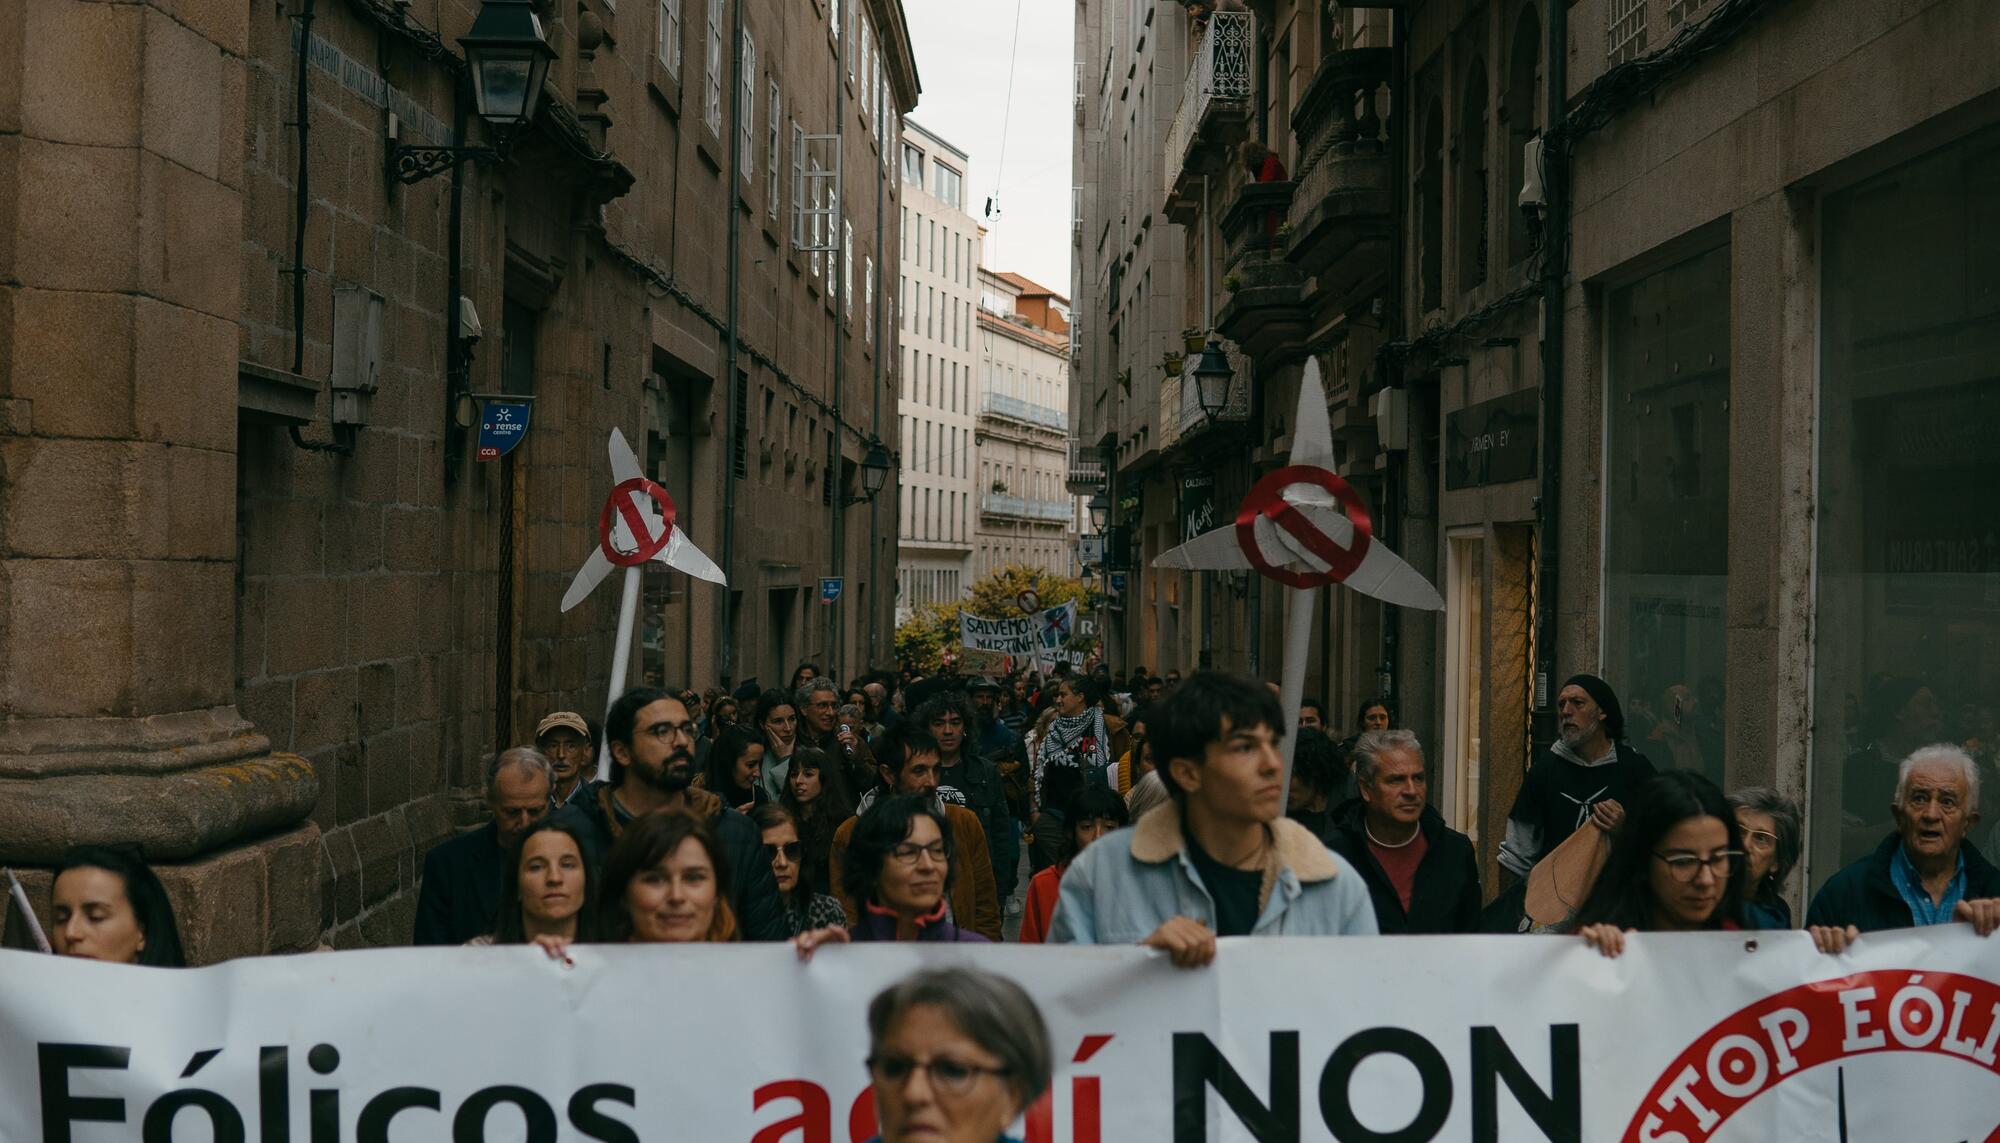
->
[984,0,1025,223]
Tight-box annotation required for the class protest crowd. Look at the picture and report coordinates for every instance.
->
[26,661,2000,1143]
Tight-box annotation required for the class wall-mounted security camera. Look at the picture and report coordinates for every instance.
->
[457,296,483,346]
[1519,136,1548,216]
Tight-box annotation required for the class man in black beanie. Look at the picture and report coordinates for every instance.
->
[1496,673,1656,888]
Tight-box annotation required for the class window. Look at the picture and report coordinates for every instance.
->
[864,257,874,343]
[656,0,682,77]
[810,176,822,278]
[860,21,872,115]
[766,81,781,214]
[933,164,962,210]
[830,0,840,44]
[843,220,855,318]
[790,122,806,250]
[1604,243,1731,790]
[1811,123,2000,883]
[738,31,757,180]
[703,0,724,133]
[1458,56,1490,291]
[902,144,924,188]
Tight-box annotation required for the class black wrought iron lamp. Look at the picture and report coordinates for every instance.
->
[389,0,554,185]
[1192,340,1234,423]
[1087,490,1112,531]
[842,439,894,507]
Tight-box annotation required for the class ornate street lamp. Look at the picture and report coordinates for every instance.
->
[859,440,893,500]
[1192,339,1234,422]
[1088,490,1112,531]
[388,0,554,186]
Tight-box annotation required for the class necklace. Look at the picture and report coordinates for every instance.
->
[1365,821,1419,848]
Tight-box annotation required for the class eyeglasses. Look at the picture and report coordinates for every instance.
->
[643,721,699,741]
[764,841,802,861]
[1653,850,1744,882]
[1740,829,1778,852]
[866,1055,1008,1096]
[889,842,948,866]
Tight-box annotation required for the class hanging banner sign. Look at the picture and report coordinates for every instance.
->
[960,601,1079,656]
[474,397,534,461]
[2,930,1997,1141]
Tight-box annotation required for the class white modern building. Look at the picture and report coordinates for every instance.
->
[974,270,1081,580]
[895,120,982,622]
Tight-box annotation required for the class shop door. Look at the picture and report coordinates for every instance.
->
[1442,530,1486,839]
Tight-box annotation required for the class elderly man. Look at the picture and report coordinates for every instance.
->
[1324,730,1481,934]
[413,748,552,945]
[1497,673,1656,888]
[1808,744,2000,945]
[798,676,875,794]
[534,711,596,809]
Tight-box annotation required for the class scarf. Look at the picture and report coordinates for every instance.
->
[1035,707,1110,803]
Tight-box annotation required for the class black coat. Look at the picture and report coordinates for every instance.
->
[413,820,506,946]
[554,783,790,942]
[1324,800,1483,935]
[1806,832,2000,933]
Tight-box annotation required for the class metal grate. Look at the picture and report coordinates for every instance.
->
[1164,12,1255,200]
[1607,0,1648,65]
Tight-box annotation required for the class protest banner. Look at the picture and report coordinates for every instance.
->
[958,647,1017,677]
[3,930,1996,1141]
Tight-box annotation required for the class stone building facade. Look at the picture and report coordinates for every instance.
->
[893,119,980,620]
[0,0,919,958]
[973,269,1079,581]
[1073,0,2000,900]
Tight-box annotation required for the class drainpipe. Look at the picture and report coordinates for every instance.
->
[1379,5,1409,713]
[829,19,849,682]
[718,0,748,686]
[1532,0,1569,754]
[869,87,886,672]
[1198,174,1213,670]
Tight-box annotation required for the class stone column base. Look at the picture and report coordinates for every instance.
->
[4,822,323,965]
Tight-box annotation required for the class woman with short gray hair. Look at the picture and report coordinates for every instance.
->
[861,967,1052,1143]
[1727,787,1802,929]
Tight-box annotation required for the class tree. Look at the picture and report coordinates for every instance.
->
[894,564,1100,675]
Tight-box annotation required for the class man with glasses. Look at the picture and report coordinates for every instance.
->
[1808,744,2000,947]
[553,686,787,940]
[829,721,1002,940]
[534,711,597,809]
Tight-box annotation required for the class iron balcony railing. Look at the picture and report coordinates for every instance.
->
[1066,441,1106,493]
[1163,11,1254,203]
[979,392,1068,431]
[981,493,1073,523]
[1171,337,1252,442]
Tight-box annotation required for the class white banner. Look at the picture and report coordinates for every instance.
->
[960,601,1079,657]
[3,930,1998,1141]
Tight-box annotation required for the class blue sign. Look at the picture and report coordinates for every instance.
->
[476,398,534,461]
[819,577,843,604]
[1110,573,1128,593]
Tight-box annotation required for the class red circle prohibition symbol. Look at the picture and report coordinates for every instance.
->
[598,477,677,567]
[1234,465,1374,590]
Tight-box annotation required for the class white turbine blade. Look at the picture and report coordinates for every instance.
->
[608,427,643,483]
[561,548,616,612]
[1291,357,1336,469]
[660,527,728,584]
[1341,545,1446,611]
[1153,525,1252,572]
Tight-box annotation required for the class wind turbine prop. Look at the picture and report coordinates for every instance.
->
[1154,359,1442,805]
[562,428,727,781]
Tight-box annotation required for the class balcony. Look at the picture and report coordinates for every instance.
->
[979,392,1068,432]
[1214,180,1309,361]
[1066,441,1107,493]
[1163,338,1252,450]
[1163,11,1254,223]
[981,494,1073,524]
[1284,48,1394,305]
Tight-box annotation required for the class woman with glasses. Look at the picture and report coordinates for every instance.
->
[1727,787,1802,929]
[1570,771,1747,957]
[860,967,1051,1143]
[751,804,848,936]
[794,795,989,955]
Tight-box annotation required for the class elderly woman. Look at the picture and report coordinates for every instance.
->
[49,845,185,967]
[1728,786,1802,929]
[861,967,1053,1143]
[794,795,988,955]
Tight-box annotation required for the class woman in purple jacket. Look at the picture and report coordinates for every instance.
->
[795,795,988,956]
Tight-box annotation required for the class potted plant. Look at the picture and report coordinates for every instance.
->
[1223,272,1242,292]
[1276,220,1293,237]
[1162,350,1186,376]
[1182,327,1208,354]
[991,479,1009,494]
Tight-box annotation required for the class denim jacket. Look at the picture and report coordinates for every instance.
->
[1047,804,1379,944]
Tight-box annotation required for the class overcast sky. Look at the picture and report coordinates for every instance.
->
[904,0,1075,296]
